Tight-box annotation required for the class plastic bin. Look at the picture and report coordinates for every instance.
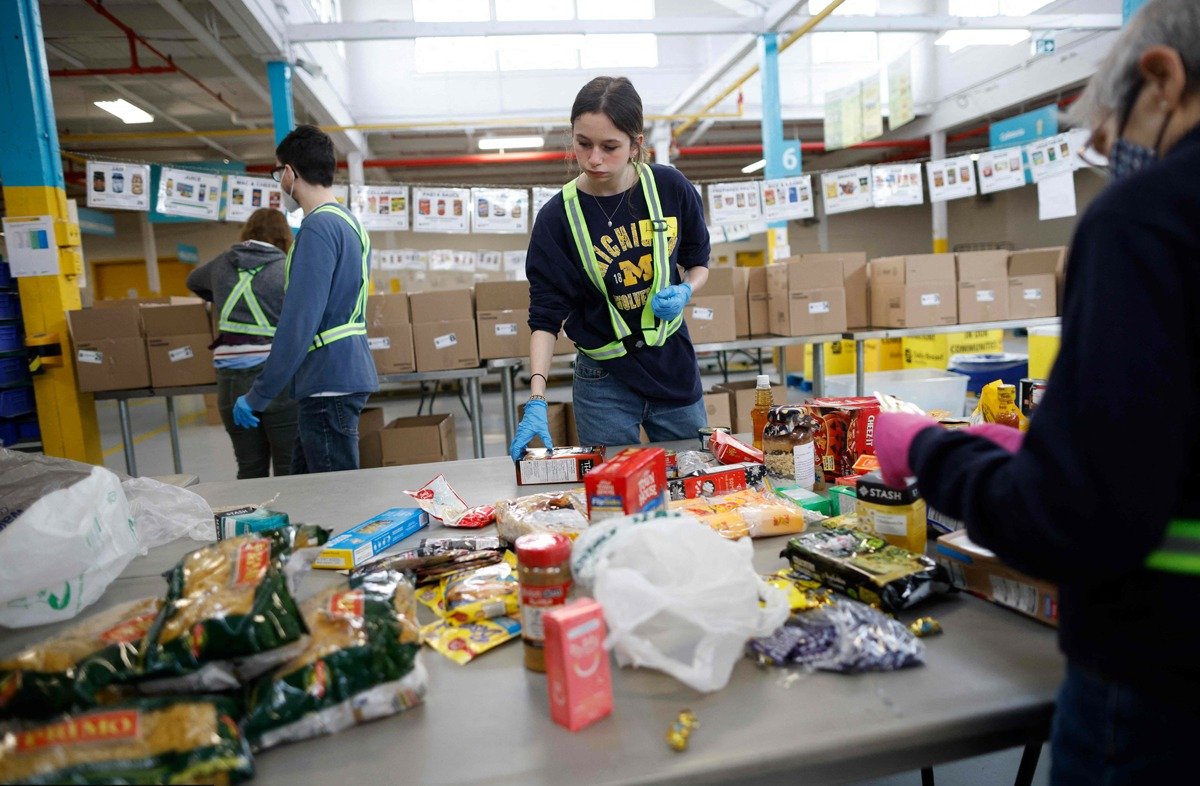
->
[0,324,20,353]
[0,260,12,290]
[17,416,39,443]
[1028,326,1061,379]
[0,353,29,387]
[0,292,19,320]
[0,385,34,417]
[824,368,971,417]
[947,352,1029,395]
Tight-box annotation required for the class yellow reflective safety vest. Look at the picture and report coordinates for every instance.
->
[284,203,370,353]
[1145,519,1200,576]
[562,162,682,361]
[218,264,275,337]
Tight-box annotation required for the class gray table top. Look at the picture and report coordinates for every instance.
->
[844,317,1061,341]
[1,451,1063,785]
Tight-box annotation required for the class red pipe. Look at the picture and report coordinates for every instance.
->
[50,66,178,77]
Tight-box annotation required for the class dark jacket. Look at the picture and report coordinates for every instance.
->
[187,240,286,345]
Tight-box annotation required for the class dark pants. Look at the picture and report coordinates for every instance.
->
[217,366,298,479]
[291,393,370,474]
[1050,663,1200,785]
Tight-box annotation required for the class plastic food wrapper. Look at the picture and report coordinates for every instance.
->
[494,489,589,543]
[404,474,468,523]
[971,379,1029,432]
[0,598,162,721]
[746,596,925,673]
[674,450,718,477]
[445,505,496,529]
[138,534,309,691]
[707,430,764,465]
[122,475,216,550]
[764,569,835,613]
[241,571,427,752]
[422,616,522,665]
[909,617,943,637]
[781,520,950,612]
[418,536,507,556]
[669,488,823,539]
[0,451,139,628]
[0,695,254,785]
[439,555,519,625]
[352,547,504,587]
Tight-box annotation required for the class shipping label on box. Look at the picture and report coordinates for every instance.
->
[585,448,667,520]
[685,294,737,344]
[314,508,429,570]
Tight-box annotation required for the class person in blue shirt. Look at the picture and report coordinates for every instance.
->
[509,77,711,459]
[233,125,378,473]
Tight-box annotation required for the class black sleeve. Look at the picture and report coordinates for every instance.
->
[526,205,576,335]
[910,208,1197,585]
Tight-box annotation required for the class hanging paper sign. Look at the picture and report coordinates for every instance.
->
[723,224,752,242]
[471,188,529,234]
[331,185,350,206]
[503,250,528,280]
[824,88,845,151]
[532,187,558,221]
[1038,171,1077,220]
[225,175,283,222]
[412,187,471,233]
[477,251,503,272]
[871,164,924,207]
[1025,133,1076,182]
[840,82,864,148]
[707,224,728,244]
[1,216,59,277]
[428,249,456,270]
[396,249,424,270]
[861,76,883,141]
[87,161,151,211]
[926,156,978,202]
[352,185,410,230]
[888,53,915,129]
[820,167,873,215]
[156,166,223,220]
[707,182,762,226]
[760,175,814,221]
[976,149,1027,194]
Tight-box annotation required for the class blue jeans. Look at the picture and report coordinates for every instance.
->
[571,354,707,447]
[291,393,370,474]
[1050,663,1200,785]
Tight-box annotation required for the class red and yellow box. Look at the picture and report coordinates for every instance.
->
[584,448,667,521]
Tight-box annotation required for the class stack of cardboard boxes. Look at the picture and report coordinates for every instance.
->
[409,289,480,372]
[767,256,850,336]
[366,293,416,375]
[869,254,959,329]
[684,267,737,344]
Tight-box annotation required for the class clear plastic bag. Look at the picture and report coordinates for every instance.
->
[122,476,215,552]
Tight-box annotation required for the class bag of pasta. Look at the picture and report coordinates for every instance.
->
[0,598,162,721]
[240,571,427,751]
[0,695,253,785]
[138,534,308,692]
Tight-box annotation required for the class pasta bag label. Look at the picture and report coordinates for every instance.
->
[16,709,140,752]
[233,538,272,588]
[329,590,365,620]
[99,610,158,645]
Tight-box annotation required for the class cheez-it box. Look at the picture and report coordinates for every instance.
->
[543,599,613,732]
[584,447,667,520]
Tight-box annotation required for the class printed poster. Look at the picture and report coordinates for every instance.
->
[532,187,558,220]
[888,53,915,129]
[1025,133,1075,183]
[861,76,883,141]
[156,166,222,220]
[824,88,844,151]
[503,250,528,280]
[926,156,978,202]
[477,251,503,273]
[1,215,59,277]
[820,167,873,215]
[707,224,728,244]
[759,175,814,221]
[86,161,151,211]
[352,185,410,230]
[225,175,283,222]
[976,149,1027,194]
[1038,172,1077,220]
[707,181,762,225]
[471,188,529,234]
[412,187,471,233]
[871,164,924,207]
[840,82,864,148]
[723,224,752,242]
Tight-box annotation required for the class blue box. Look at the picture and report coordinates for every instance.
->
[0,354,29,387]
[313,507,429,569]
[0,293,19,321]
[0,324,20,353]
[0,386,34,418]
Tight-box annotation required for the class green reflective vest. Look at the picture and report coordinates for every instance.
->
[284,203,370,353]
[1146,519,1200,576]
[218,264,275,337]
[562,162,682,361]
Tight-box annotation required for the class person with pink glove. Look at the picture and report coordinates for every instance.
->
[876,3,1200,782]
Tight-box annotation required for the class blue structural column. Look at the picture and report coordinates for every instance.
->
[1123,0,1149,23]
[758,32,801,262]
[267,61,296,146]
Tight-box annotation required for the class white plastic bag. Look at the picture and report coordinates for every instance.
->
[0,451,140,627]
[122,476,215,551]
[590,517,789,692]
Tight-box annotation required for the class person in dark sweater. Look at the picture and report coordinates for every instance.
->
[187,208,297,478]
[233,125,378,473]
[875,2,1200,782]
[509,77,711,459]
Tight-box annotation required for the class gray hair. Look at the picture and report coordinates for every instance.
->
[1070,0,1200,128]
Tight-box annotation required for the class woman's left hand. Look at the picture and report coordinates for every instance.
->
[651,283,692,320]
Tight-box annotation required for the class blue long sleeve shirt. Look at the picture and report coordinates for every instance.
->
[245,203,378,409]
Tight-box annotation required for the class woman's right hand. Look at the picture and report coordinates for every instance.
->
[509,399,553,461]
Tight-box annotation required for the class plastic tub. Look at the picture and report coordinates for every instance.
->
[17,416,39,444]
[0,324,20,353]
[0,354,29,387]
[0,292,19,321]
[1028,326,1061,379]
[0,260,11,290]
[824,368,970,417]
[0,386,34,418]
[947,352,1029,394]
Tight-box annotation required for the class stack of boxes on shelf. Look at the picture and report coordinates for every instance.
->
[0,259,39,448]
[684,267,737,344]
[366,293,415,375]
[407,289,481,373]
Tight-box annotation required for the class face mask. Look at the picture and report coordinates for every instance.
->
[1107,137,1159,180]
[280,166,301,213]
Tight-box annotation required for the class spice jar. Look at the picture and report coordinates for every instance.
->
[515,532,573,672]
[762,405,821,490]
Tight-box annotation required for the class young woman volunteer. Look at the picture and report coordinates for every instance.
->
[508,76,711,459]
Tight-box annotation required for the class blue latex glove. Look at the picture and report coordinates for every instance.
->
[509,399,552,461]
[232,395,260,429]
[650,282,692,321]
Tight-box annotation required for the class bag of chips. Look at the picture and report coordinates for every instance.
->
[0,696,254,785]
[240,571,427,751]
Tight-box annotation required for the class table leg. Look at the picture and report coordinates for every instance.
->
[776,347,788,390]
[921,766,935,786]
[118,400,137,477]
[468,377,484,458]
[500,366,516,446]
[811,341,825,398]
[165,396,183,474]
[1013,739,1043,786]
[756,348,763,375]
[855,340,866,397]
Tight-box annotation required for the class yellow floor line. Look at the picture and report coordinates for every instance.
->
[103,411,209,458]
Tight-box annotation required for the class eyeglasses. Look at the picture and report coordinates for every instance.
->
[270,165,287,183]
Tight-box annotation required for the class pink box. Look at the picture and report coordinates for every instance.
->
[543,598,613,732]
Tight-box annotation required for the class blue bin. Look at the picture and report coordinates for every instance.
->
[0,354,29,387]
[0,324,20,353]
[948,352,1030,395]
[0,292,19,320]
[0,260,11,289]
[17,416,39,444]
[0,386,34,417]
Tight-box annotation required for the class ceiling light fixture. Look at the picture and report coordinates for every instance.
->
[93,98,154,124]
[934,30,1030,54]
[478,135,545,151]
[741,158,766,174]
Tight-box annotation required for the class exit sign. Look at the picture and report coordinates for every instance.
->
[1033,36,1056,56]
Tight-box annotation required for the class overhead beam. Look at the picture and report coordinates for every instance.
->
[285,14,1122,42]
[154,0,272,105]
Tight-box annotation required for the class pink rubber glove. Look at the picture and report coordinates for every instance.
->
[965,422,1025,453]
[874,412,940,488]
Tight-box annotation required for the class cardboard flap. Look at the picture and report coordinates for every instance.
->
[746,267,767,293]
[475,280,530,311]
[409,289,474,323]
[956,251,1009,282]
[68,307,144,339]
[367,293,410,326]
[1008,248,1065,276]
[904,254,956,283]
[702,267,736,296]
[139,303,211,336]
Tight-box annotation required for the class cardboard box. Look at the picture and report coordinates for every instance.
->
[685,295,737,344]
[666,462,765,501]
[746,268,770,337]
[869,254,957,328]
[554,329,574,356]
[955,251,1011,324]
[313,508,429,570]
[368,324,415,375]
[412,321,479,372]
[203,392,222,426]
[67,306,151,392]
[732,268,751,338]
[564,402,580,446]
[409,289,473,324]
[1008,248,1062,319]
[140,303,214,387]
[518,401,569,448]
[709,380,786,434]
[359,413,457,468]
[702,391,732,430]
[802,252,868,328]
[704,267,735,296]
[475,281,531,360]
[358,406,386,467]
[516,446,606,485]
[585,447,668,520]
[934,529,1059,627]
[543,599,613,732]
[767,257,848,336]
[367,293,411,327]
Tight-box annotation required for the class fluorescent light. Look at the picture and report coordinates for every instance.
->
[478,135,545,151]
[935,30,1030,54]
[93,99,154,124]
[741,158,766,174]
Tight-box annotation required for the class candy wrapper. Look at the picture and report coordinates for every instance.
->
[351,548,505,587]
[708,430,764,465]
[419,536,507,555]
[439,554,519,625]
[422,616,522,665]
[764,569,835,613]
[669,488,823,539]
[446,505,496,529]
[405,474,468,523]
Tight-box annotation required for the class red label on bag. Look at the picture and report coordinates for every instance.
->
[17,710,140,752]
[233,538,271,587]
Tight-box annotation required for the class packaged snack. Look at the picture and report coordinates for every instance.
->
[422,616,522,665]
[781,522,950,612]
[440,555,520,625]
[0,696,253,785]
[666,710,699,752]
[675,450,718,477]
[855,473,927,554]
[708,431,763,465]
[445,505,496,529]
[763,569,834,612]
[762,406,820,490]
[241,572,427,751]
[585,448,668,521]
[215,508,290,541]
[909,617,943,637]
[515,447,606,485]
[668,487,821,539]
[772,484,833,517]
[404,474,467,523]
[350,547,505,587]
[0,598,161,720]
[667,462,765,501]
[494,489,589,543]
[543,599,612,732]
[313,508,429,570]
[802,397,881,482]
[418,536,507,556]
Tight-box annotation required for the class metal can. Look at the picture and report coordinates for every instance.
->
[697,426,729,451]
[1018,378,1048,417]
